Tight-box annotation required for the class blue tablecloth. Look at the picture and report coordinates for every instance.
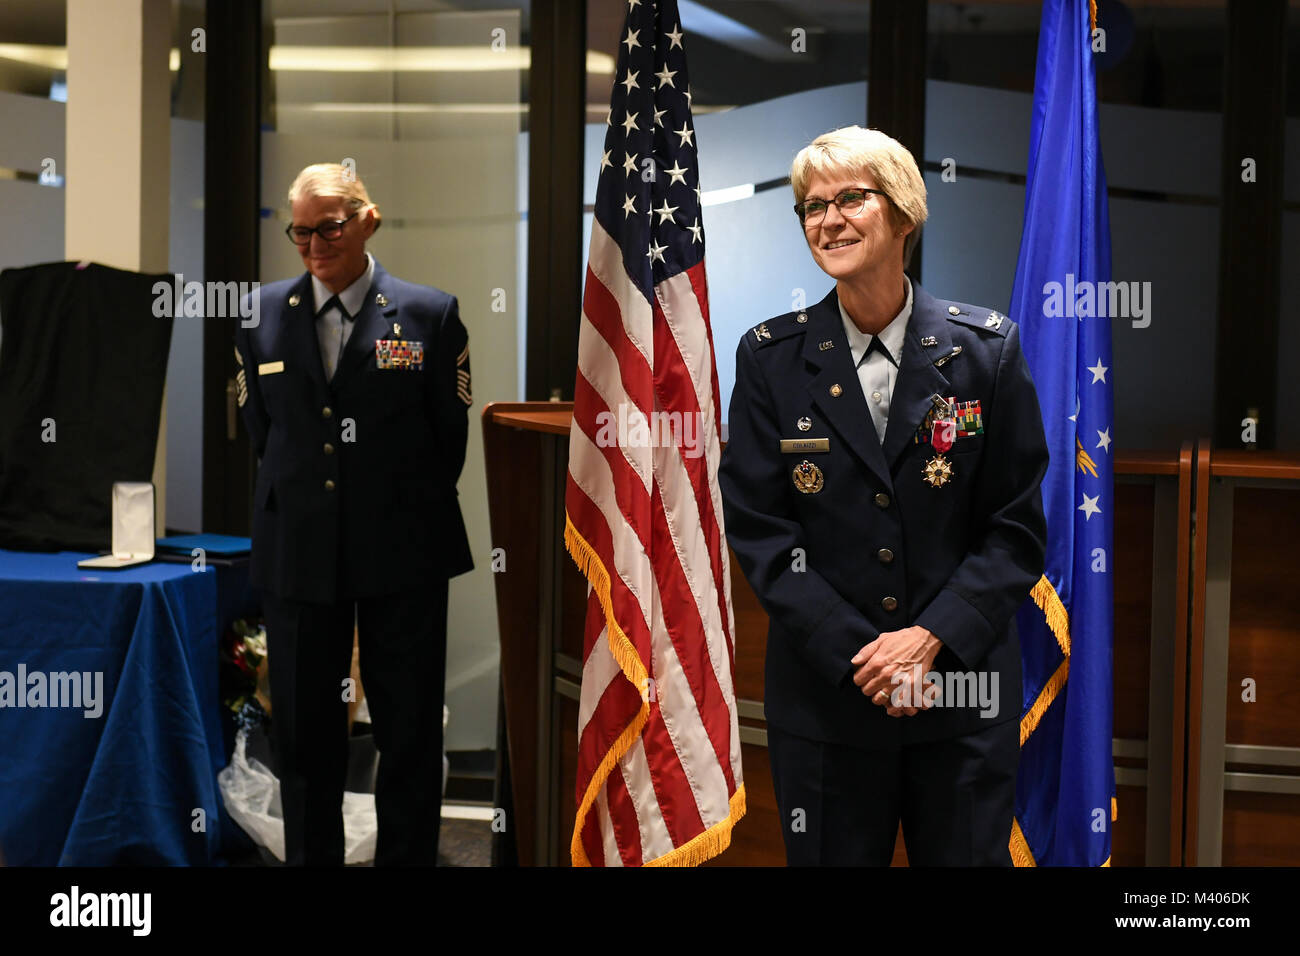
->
[0,550,246,865]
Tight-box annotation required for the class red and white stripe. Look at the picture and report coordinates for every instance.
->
[566,219,744,866]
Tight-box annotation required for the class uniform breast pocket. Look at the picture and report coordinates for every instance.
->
[255,361,288,406]
[950,433,985,457]
[943,438,985,489]
[369,360,426,405]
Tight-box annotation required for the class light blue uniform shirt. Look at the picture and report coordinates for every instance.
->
[838,276,914,443]
[312,252,375,380]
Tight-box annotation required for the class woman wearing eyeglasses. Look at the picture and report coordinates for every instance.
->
[719,126,1049,866]
[234,163,473,866]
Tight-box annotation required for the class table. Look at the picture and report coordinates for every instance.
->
[0,549,250,865]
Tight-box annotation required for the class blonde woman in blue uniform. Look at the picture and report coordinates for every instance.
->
[720,127,1049,866]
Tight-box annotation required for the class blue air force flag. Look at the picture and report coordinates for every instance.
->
[1007,0,1116,867]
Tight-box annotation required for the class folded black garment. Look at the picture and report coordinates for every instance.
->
[0,261,173,552]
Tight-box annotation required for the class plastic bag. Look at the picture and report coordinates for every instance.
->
[218,729,377,864]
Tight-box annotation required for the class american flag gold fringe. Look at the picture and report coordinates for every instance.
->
[564,512,745,866]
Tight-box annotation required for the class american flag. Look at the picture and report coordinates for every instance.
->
[564,0,745,866]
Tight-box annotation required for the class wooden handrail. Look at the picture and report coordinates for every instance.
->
[1209,449,1300,480]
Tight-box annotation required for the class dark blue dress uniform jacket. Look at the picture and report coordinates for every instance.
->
[720,281,1049,750]
[234,259,473,604]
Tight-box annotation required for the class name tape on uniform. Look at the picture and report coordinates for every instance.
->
[780,438,830,453]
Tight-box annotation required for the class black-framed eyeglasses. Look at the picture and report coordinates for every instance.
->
[794,187,890,227]
[285,212,358,245]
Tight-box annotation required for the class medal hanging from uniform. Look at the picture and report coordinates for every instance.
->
[924,399,956,488]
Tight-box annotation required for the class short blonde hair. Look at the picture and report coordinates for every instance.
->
[790,126,927,268]
[287,163,382,231]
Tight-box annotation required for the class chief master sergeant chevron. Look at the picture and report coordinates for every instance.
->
[720,127,1049,866]
[234,163,473,866]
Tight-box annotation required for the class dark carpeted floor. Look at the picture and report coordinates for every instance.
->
[224,808,493,867]
[437,817,492,867]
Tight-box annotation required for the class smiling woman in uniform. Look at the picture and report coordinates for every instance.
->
[234,163,473,866]
[719,126,1050,867]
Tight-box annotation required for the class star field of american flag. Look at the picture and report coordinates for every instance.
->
[595,0,704,300]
